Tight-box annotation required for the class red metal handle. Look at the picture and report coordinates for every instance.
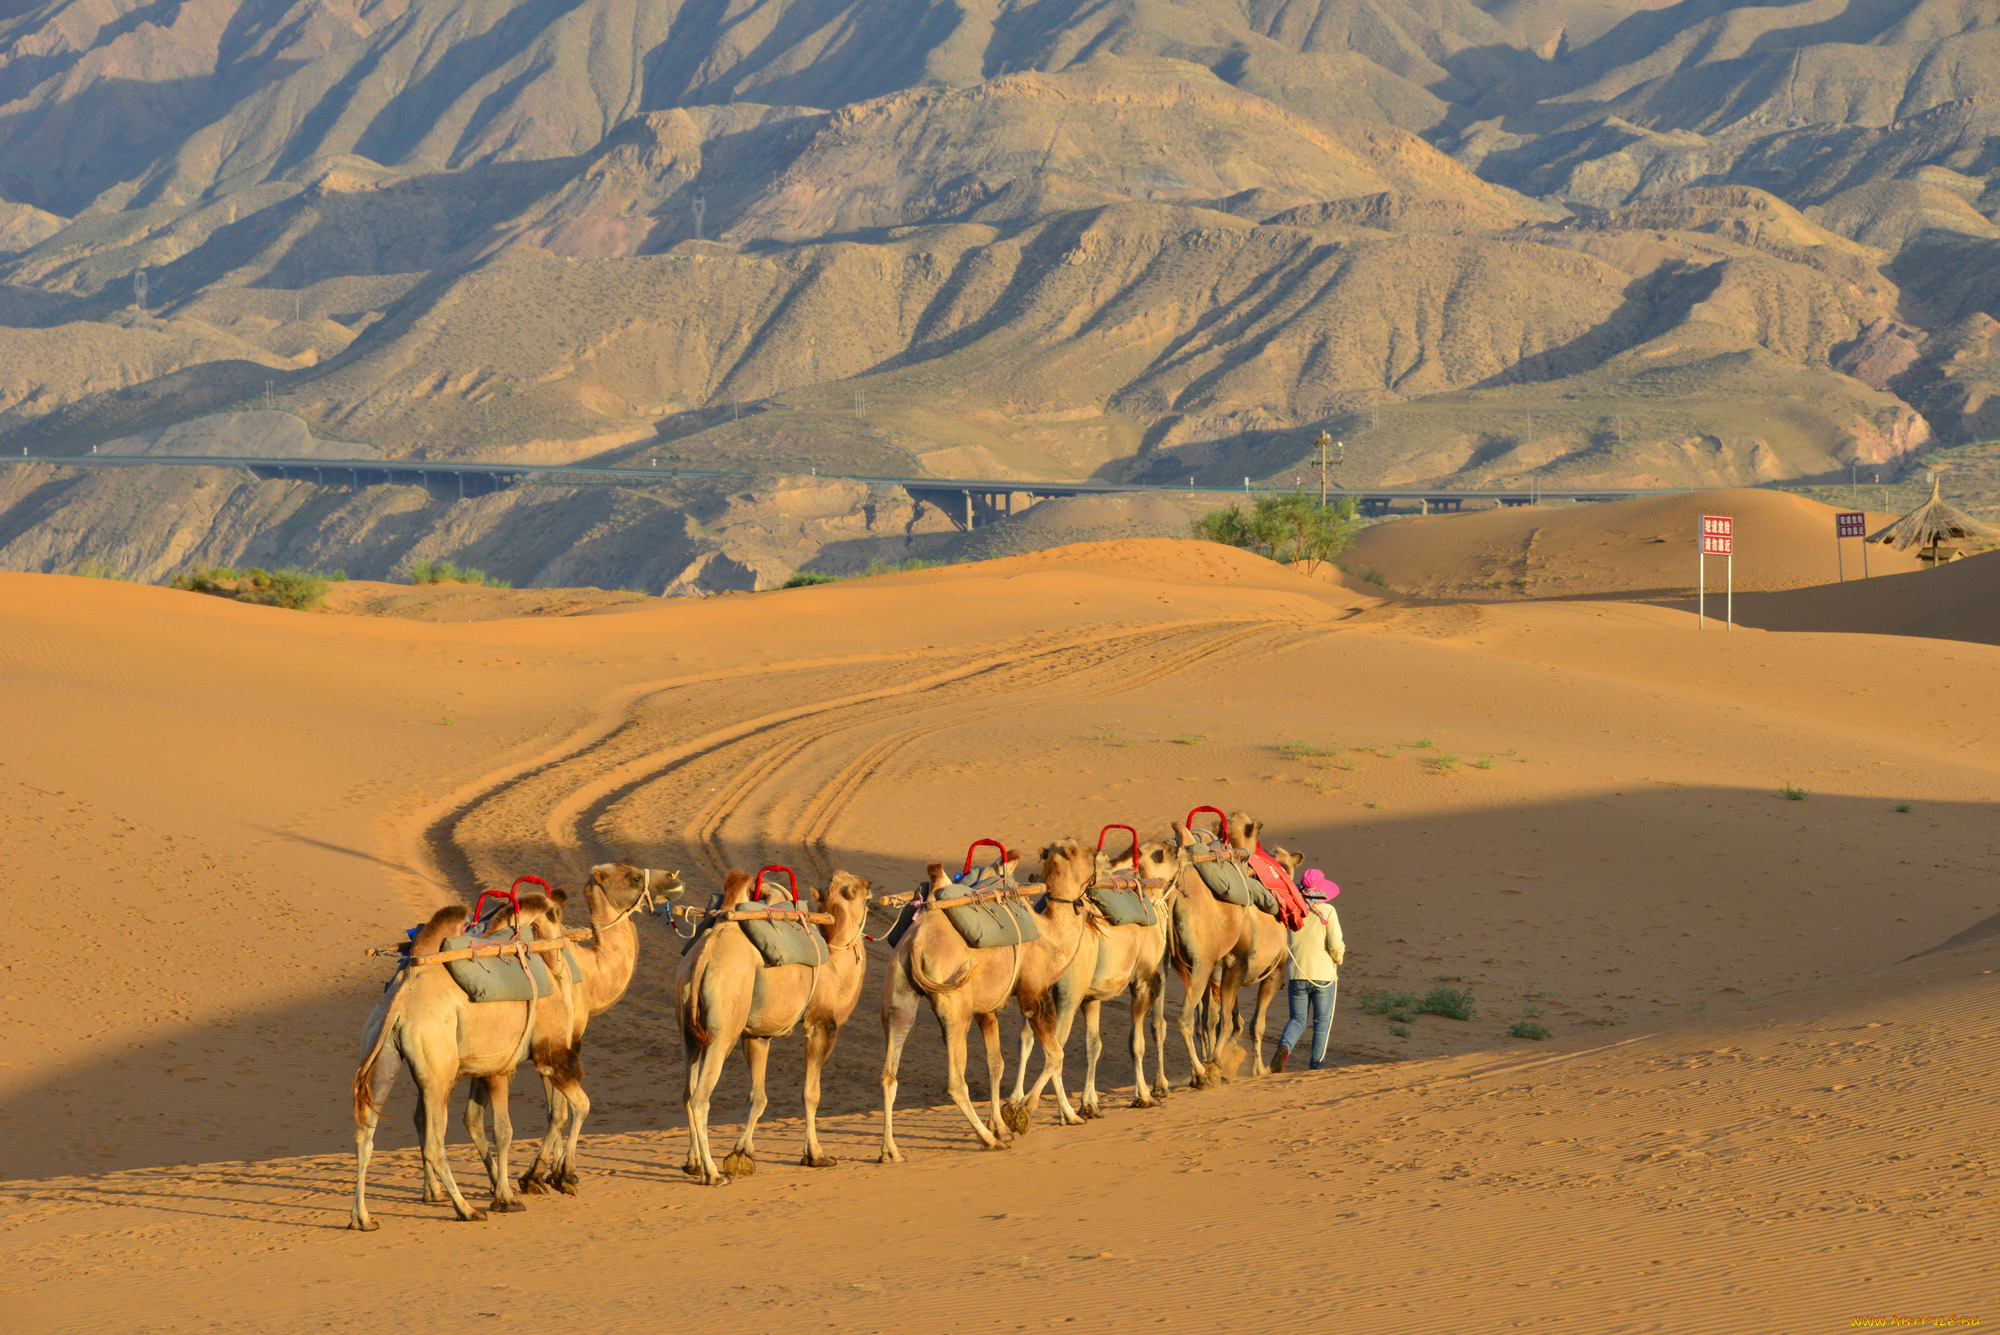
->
[470,875,550,929]
[1185,806,1230,842]
[1098,824,1140,866]
[961,839,1009,877]
[752,866,797,902]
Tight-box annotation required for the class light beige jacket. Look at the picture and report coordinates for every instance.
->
[1286,902,1345,985]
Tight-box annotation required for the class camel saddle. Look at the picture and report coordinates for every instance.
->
[1085,877,1158,928]
[937,865,1040,948]
[677,890,827,967]
[1188,829,1285,921]
[439,924,567,1003]
[738,896,829,969]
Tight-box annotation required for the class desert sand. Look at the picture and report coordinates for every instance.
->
[2,515,1996,1332]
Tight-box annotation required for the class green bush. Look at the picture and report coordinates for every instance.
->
[783,571,842,588]
[407,558,509,588]
[1191,493,1361,573]
[1418,985,1476,1022]
[1507,1020,1550,1041]
[1358,989,1418,1023]
[172,565,330,610]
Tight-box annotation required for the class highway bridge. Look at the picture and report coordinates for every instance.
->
[6,452,1666,527]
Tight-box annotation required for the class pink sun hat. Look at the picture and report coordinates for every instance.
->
[1299,869,1339,900]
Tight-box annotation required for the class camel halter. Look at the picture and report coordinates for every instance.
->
[593,867,670,942]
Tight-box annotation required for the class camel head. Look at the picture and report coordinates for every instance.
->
[1038,838,1093,891]
[816,871,872,911]
[1227,812,1260,852]
[1132,840,1177,883]
[1269,846,1305,878]
[588,861,686,917]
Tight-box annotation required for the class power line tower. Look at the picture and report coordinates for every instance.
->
[691,196,706,242]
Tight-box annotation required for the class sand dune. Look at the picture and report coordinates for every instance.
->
[1347,489,1925,600]
[2,538,1996,1330]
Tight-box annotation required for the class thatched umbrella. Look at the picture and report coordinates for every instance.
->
[1866,478,1998,565]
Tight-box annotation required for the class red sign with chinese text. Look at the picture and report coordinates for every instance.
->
[1836,511,1866,539]
[1700,514,1733,556]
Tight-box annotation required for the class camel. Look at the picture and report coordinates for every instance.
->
[1161,808,1272,1088]
[880,840,1095,1161]
[677,868,874,1185]
[1007,835,1174,1122]
[1208,817,1292,1077]
[349,891,578,1229]
[504,862,681,1195]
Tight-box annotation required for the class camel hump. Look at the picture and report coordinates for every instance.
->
[719,869,754,910]
[408,906,467,957]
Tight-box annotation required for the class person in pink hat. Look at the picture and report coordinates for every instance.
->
[1273,868,1345,1071]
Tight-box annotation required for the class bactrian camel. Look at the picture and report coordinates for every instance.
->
[1163,809,1272,1089]
[504,862,681,1194]
[880,841,1094,1160]
[678,869,874,1185]
[1007,835,1174,1123]
[1209,817,1290,1077]
[350,891,577,1229]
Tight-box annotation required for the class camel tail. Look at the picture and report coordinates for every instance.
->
[681,940,714,1048]
[353,905,464,1126]
[909,950,973,995]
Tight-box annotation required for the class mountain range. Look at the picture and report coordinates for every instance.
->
[1,0,1996,490]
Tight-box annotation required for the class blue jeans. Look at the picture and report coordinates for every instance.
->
[1278,978,1336,1068]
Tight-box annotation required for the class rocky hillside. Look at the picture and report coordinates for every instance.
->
[1,0,1996,501]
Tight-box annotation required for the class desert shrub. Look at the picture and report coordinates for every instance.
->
[407,558,508,588]
[1780,783,1808,801]
[237,568,330,610]
[783,571,842,588]
[174,565,329,610]
[1191,494,1360,573]
[1507,1020,1550,1041]
[1418,985,1476,1022]
[1358,989,1418,1023]
[66,556,120,579]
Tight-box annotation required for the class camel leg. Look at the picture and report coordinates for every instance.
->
[879,963,921,1164]
[1175,958,1218,1089]
[480,1077,525,1213]
[723,1036,769,1179]
[1123,979,1154,1109]
[1247,972,1283,1077]
[1010,1018,1036,1108]
[415,1091,445,1204]
[801,1021,841,1168]
[546,1051,589,1195]
[955,1008,1006,1149]
[1025,986,1084,1127]
[517,1074,563,1194]
[1080,998,1105,1118]
[348,1045,399,1231]
[1150,975,1171,1101]
[683,1022,736,1187]
[418,1066,484,1221]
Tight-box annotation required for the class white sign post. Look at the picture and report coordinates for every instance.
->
[1699,514,1733,629]
[1835,511,1867,581]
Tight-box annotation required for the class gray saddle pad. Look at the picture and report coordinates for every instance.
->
[741,914,828,968]
[1190,833,1254,906]
[1086,883,1158,927]
[441,927,561,1002]
[940,867,1040,948]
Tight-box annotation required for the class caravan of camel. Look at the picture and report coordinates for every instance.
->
[348,808,1321,1229]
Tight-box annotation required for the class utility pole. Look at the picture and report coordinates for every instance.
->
[1308,431,1344,507]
